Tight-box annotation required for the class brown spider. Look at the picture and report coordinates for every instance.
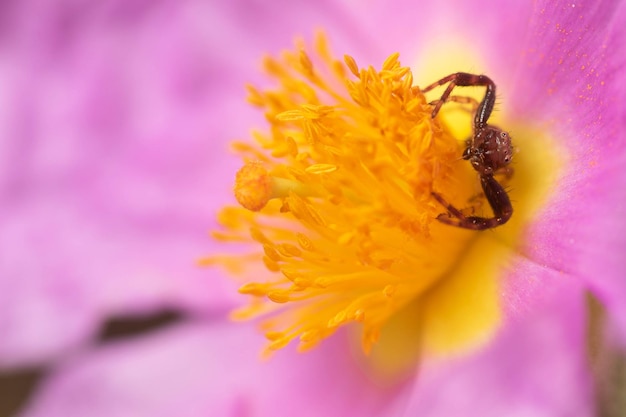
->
[422,73,514,230]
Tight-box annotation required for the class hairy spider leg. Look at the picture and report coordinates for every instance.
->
[421,73,496,128]
[431,175,513,230]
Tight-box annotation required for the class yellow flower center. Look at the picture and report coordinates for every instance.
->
[205,33,562,363]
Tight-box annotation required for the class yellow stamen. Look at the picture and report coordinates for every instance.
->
[234,161,318,211]
[206,33,557,360]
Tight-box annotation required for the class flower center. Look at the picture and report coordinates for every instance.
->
[206,34,542,357]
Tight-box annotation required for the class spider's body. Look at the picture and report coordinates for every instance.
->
[423,73,514,230]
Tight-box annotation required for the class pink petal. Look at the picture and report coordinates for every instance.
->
[21,320,401,417]
[401,268,593,416]
[20,263,594,417]
[343,1,536,82]
[0,0,239,366]
[505,0,626,344]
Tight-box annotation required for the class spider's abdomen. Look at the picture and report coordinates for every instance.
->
[467,125,513,175]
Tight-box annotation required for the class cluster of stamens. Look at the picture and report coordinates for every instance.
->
[206,34,478,354]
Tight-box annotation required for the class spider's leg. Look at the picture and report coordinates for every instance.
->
[495,166,515,181]
[431,192,466,220]
[480,174,513,224]
[421,73,459,94]
[430,192,486,229]
[449,95,480,113]
[428,95,479,115]
[421,74,459,118]
[439,95,480,109]
[431,175,512,230]
[422,73,497,126]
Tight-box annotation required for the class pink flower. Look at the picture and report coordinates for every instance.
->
[2,0,625,416]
